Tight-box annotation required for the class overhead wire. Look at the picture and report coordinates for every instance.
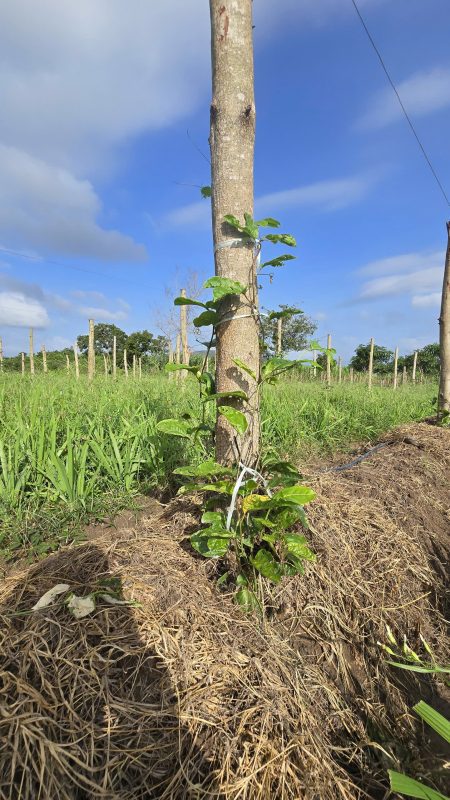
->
[350,0,450,208]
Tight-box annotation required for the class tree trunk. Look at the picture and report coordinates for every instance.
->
[209,0,259,466]
[277,317,282,355]
[438,221,450,418]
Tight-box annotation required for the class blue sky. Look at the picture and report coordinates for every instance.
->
[0,0,449,361]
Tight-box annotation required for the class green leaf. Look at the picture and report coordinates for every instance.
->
[165,363,200,374]
[264,233,296,247]
[223,213,242,231]
[388,770,449,800]
[274,506,309,529]
[413,701,450,744]
[203,276,246,302]
[232,358,257,381]
[218,406,248,435]
[173,461,232,478]
[193,310,218,328]
[268,308,301,321]
[201,185,212,198]
[156,418,193,438]
[260,254,296,269]
[203,390,248,403]
[255,217,280,228]
[190,529,232,558]
[243,213,259,240]
[174,297,207,308]
[177,480,234,497]
[234,587,259,613]
[201,510,227,528]
[251,549,283,584]
[284,533,315,561]
[272,485,316,506]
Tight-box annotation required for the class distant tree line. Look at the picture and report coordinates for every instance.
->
[1,323,170,372]
[349,342,440,376]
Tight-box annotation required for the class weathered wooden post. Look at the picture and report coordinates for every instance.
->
[123,349,128,379]
[73,342,80,379]
[88,319,95,381]
[42,344,48,374]
[29,328,35,375]
[21,351,25,376]
[113,335,117,379]
[393,346,399,389]
[368,337,374,390]
[412,350,418,383]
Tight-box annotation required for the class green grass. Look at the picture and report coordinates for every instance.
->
[0,373,436,562]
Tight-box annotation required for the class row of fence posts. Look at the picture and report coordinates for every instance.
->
[0,325,422,387]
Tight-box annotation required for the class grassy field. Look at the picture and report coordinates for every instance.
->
[0,373,436,561]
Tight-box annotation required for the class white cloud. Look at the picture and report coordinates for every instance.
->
[78,304,129,322]
[358,67,450,130]
[0,291,49,327]
[0,145,146,261]
[412,292,441,308]
[164,173,378,229]
[353,248,444,307]
[359,267,442,301]
[358,250,443,277]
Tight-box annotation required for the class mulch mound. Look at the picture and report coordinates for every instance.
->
[0,422,449,799]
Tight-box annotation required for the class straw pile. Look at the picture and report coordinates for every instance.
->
[1,422,448,799]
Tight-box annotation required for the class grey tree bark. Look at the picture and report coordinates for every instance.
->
[209,0,259,465]
[438,221,450,417]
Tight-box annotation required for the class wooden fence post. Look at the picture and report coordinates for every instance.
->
[180,288,189,378]
[350,367,354,383]
[0,337,3,371]
[124,349,128,378]
[175,334,181,383]
[368,337,374,390]
[66,353,70,374]
[21,352,25,375]
[326,333,332,387]
[29,328,35,375]
[402,365,407,385]
[393,346,399,389]
[132,354,136,378]
[41,344,48,374]
[412,350,418,383]
[113,335,117,378]
[88,319,95,381]
[103,353,108,377]
[73,342,80,379]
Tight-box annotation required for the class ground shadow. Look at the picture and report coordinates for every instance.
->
[0,544,220,799]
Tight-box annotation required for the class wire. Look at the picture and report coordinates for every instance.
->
[0,246,144,286]
[350,0,450,207]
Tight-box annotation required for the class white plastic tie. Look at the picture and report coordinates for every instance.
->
[226,462,272,530]
[215,238,249,252]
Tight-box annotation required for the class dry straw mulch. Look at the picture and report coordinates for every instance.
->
[1,422,449,800]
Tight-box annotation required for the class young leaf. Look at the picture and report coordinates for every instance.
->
[388,770,449,800]
[250,549,283,584]
[173,461,232,478]
[234,587,259,613]
[272,485,316,506]
[218,406,248,435]
[193,310,218,328]
[190,530,232,558]
[174,297,207,308]
[201,510,227,528]
[264,233,296,247]
[203,276,246,301]
[232,358,257,381]
[165,363,200,374]
[284,533,315,561]
[255,217,280,228]
[201,185,212,198]
[223,213,243,231]
[268,308,301,321]
[260,254,296,269]
[242,494,271,514]
[156,419,193,438]
[243,213,259,240]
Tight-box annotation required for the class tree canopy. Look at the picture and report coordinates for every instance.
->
[77,323,128,355]
[261,305,316,356]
